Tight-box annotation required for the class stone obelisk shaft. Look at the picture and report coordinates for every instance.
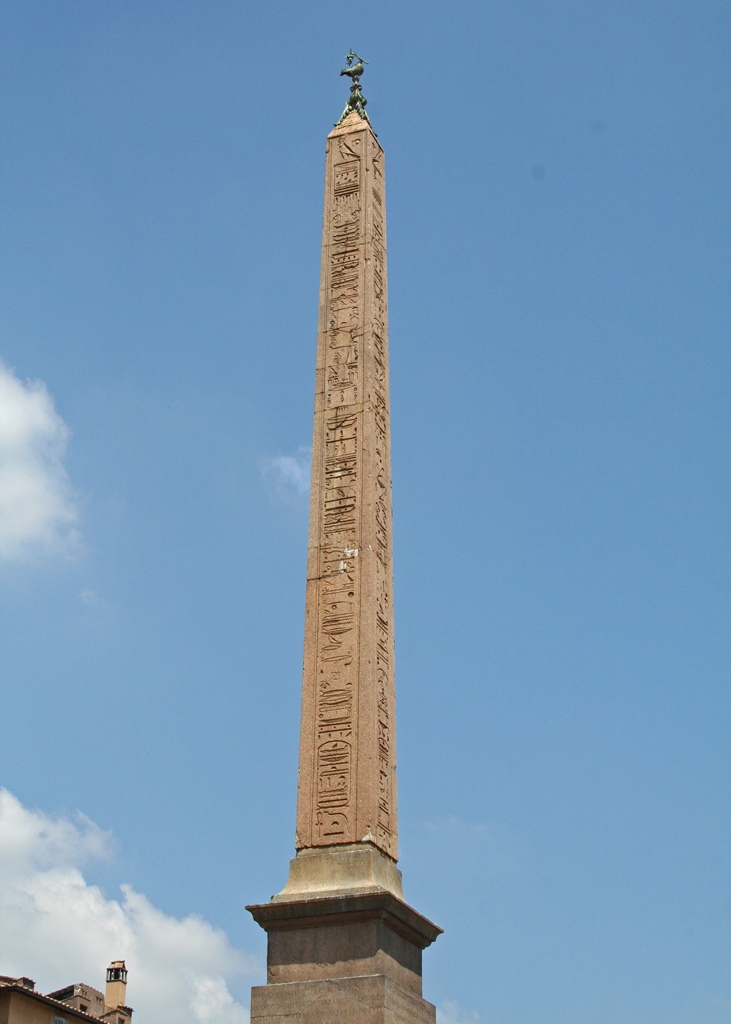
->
[295,110,397,861]
[247,85,441,1024]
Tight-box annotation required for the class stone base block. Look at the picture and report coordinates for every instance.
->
[247,889,441,1023]
[275,844,404,900]
[250,974,436,1024]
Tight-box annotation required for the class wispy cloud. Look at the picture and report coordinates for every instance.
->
[437,999,480,1024]
[0,790,258,1023]
[0,362,80,562]
[260,446,311,503]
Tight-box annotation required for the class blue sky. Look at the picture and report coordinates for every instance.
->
[1,3,729,1022]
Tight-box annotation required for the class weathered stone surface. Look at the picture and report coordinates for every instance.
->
[275,843,403,901]
[248,891,441,995]
[250,975,437,1024]
[248,879,441,1023]
[295,110,397,861]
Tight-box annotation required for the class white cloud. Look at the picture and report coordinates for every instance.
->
[0,362,80,562]
[437,999,480,1024]
[261,446,311,502]
[0,790,258,1023]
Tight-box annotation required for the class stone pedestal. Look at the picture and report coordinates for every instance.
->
[247,888,441,1024]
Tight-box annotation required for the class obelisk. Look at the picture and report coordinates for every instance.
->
[248,55,441,1024]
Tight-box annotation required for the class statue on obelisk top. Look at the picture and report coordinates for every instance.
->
[336,50,371,125]
[247,60,441,1024]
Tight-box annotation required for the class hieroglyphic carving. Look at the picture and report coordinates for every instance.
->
[298,119,398,857]
[315,410,359,841]
[327,141,362,412]
[376,570,393,848]
[368,129,395,855]
[312,129,364,843]
[322,412,358,538]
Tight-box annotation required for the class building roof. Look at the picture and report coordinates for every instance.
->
[0,977,129,1024]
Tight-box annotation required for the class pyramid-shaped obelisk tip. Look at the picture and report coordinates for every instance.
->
[336,50,371,126]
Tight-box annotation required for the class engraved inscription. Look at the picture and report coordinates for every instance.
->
[322,412,358,540]
[334,161,359,198]
[314,405,360,839]
[327,153,361,413]
[368,135,395,854]
[298,125,398,856]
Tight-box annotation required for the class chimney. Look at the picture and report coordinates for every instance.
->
[105,961,128,1010]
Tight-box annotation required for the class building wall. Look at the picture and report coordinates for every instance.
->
[0,989,94,1024]
[47,987,106,1019]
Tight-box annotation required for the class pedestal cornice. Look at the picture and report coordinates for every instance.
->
[247,890,442,951]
